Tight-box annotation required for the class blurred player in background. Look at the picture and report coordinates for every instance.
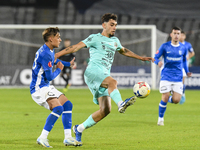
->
[179,31,195,104]
[30,27,81,148]
[154,27,192,126]
[59,38,77,92]
[55,13,154,145]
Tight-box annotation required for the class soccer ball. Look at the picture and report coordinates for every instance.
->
[133,81,150,98]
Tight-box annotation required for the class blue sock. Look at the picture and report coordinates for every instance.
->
[158,100,167,118]
[110,89,123,105]
[168,96,173,103]
[183,84,186,94]
[83,115,96,129]
[62,101,73,129]
[44,106,63,132]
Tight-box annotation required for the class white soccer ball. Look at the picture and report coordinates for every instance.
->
[133,81,150,98]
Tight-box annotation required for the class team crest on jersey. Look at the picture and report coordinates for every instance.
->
[48,61,52,67]
[179,50,182,55]
[114,42,118,48]
[156,50,159,54]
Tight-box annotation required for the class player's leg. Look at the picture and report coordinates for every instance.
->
[58,95,81,146]
[101,76,136,113]
[180,73,186,104]
[158,81,171,126]
[157,92,170,126]
[63,68,71,92]
[32,86,64,148]
[66,72,71,87]
[73,96,111,145]
[61,68,68,83]
[172,82,183,104]
[37,98,63,148]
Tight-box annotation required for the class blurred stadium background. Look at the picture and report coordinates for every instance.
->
[0,0,200,89]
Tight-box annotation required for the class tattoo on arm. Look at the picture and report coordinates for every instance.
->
[65,46,73,51]
[124,48,129,53]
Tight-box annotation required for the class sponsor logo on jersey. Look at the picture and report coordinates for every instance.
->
[48,61,52,67]
[114,42,118,48]
[166,56,182,61]
[156,50,159,54]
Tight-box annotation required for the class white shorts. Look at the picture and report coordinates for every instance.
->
[31,85,63,110]
[182,68,186,77]
[159,80,183,94]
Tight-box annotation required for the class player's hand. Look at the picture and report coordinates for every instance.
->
[158,61,163,68]
[141,57,155,62]
[187,72,192,77]
[56,61,64,70]
[70,57,76,68]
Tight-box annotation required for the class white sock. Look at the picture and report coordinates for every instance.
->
[117,101,123,107]
[64,129,72,139]
[39,129,49,139]
[77,124,85,133]
[158,117,164,122]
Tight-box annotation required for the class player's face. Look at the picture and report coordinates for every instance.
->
[104,19,117,37]
[180,33,186,42]
[64,40,71,47]
[51,33,62,48]
[170,29,181,43]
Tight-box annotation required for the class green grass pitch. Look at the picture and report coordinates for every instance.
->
[0,88,200,150]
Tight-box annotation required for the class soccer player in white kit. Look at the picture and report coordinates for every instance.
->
[154,27,192,126]
[30,27,81,148]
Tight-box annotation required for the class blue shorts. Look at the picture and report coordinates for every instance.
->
[84,64,110,105]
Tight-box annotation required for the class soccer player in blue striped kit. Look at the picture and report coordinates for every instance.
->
[55,13,154,145]
[154,27,192,126]
[30,27,81,148]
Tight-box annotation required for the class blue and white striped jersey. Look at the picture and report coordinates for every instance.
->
[154,41,188,82]
[30,44,61,94]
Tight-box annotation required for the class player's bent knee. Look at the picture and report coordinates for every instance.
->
[108,78,118,87]
[53,105,64,115]
[63,100,73,110]
[100,106,111,116]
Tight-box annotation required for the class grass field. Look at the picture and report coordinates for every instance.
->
[0,88,200,150]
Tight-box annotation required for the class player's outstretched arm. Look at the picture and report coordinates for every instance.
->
[55,41,86,58]
[118,47,154,62]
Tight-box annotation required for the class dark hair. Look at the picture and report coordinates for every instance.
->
[171,26,182,33]
[64,38,71,41]
[181,30,186,34]
[101,13,117,23]
[42,27,60,42]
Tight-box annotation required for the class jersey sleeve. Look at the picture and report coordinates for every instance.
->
[154,44,165,65]
[82,34,96,48]
[188,42,194,53]
[183,47,189,73]
[115,38,123,51]
[40,51,61,81]
[40,53,52,71]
